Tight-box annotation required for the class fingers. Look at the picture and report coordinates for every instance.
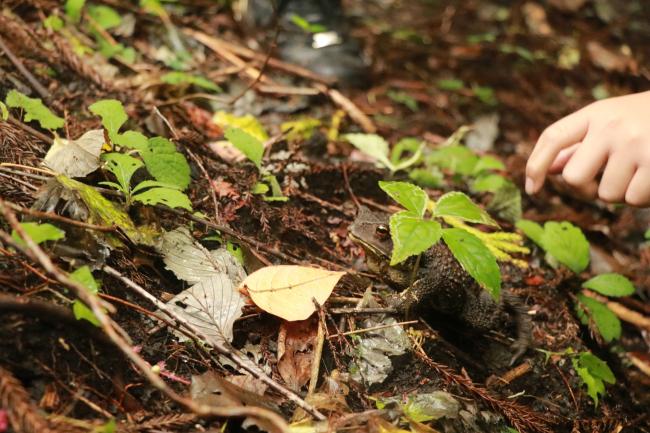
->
[625,168,650,207]
[597,153,636,203]
[560,130,609,189]
[549,143,579,174]
[526,108,590,194]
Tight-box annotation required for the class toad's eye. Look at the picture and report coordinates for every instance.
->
[375,224,389,239]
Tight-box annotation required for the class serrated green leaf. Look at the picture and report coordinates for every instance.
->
[442,228,501,300]
[114,130,148,151]
[89,99,127,142]
[575,294,621,342]
[434,192,498,226]
[102,152,144,194]
[11,222,65,248]
[577,352,615,384]
[515,219,544,247]
[141,151,191,190]
[583,273,635,297]
[132,180,182,194]
[573,352,615,407]
[541,221,590,273]
[133,187,193,211]
[87,5,121,29]
[472,173,507,192]
[65,0,85,22]
[343,133,395,172]
[379,181,428,217]
[389,211,442,265]
[0,101,8,120]
[6,90,64,130]
[161,72,222,92]
[224,127,264,168]
[426,145,478,176]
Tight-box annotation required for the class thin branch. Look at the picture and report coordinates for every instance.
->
[0,35,50,100]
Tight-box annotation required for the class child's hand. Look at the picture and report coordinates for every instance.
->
[525,91,650,206]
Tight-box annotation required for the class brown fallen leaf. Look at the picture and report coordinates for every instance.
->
[586,41,636,73]
[241,265,345,321]
[278,318,318,391]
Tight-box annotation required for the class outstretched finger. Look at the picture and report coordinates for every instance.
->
[526,109,590,194]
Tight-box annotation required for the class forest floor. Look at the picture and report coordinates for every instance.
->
[0,1,649,433]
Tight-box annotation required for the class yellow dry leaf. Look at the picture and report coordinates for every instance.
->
[241,265,344,321]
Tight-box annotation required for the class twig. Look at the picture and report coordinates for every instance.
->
[0,35,50,100]
[582,289,650,330]
[7,116,53,143]
[329,307,397,315]
[327,320,418,339]
[307,313,325,397]
[103,265,326,421]
[0,199,291,432]
[314,84,376,133]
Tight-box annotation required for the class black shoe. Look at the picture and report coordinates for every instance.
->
[235,0,369,88]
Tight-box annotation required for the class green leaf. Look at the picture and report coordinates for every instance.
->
[141,150,191,190]
[73,301,101,326]
[583,273,635,298]
[436,78,465,91]
[645,229,650,240]
[409,167,443,188]
[114,130,148,151]
[389,211,442,265]
[474,155,505,173]
[87,5,121,29]
[379,181,429,217]
[573,352,615,407]
[472,174,507,192]
[43,15,64,31]
[472,84,498,106]
[70,265,100,294]
[133,187,193,211]
[541,221,590,273]
[89,99,127,142]
[11,222,65,247]
[577,352,615,384]
[161,72,221,92]
[442,228,501,300]
[343,133,394,172]
[213,111,268,142]
[64,0,85,22]
[146,136,176,153]
[0,101,8,120]
[515,219,544,247]
[224,127,264,168]
[252,182,269,195]
[132,180,182,194]
[426,145,478,176]
[261,174,287,202]
[575,294,621,342]
[102,153,144,194]
[5,90,64,130]
[434,192,498,226]
[391,137,423,171]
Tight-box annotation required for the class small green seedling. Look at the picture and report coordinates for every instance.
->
[5,90,64,130]
[575,273,635,343]
[290,14,327,33]
[70,265,102,326]
[343,133,423,174]
[11,222,65,248]
[516,219,590,274]
[379,181,528,300]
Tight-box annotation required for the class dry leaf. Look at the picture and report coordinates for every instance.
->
[241,265,345,321]
[43,129,105,178]
[277,318,318,391]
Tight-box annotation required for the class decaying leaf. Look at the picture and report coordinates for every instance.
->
[277,318,319,391]
[241,265,345,321]
[161,228,246,344]
[161,228,245,284]
[43,129,105,178]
